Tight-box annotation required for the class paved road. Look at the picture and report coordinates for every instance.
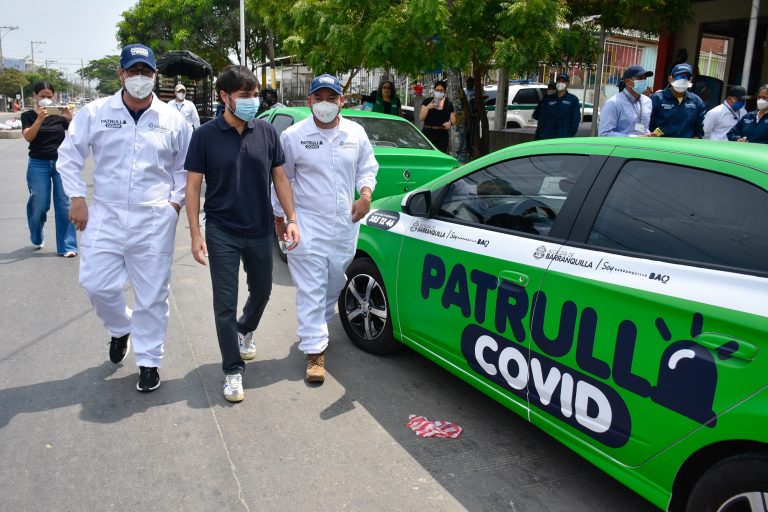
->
[0,137,656,511]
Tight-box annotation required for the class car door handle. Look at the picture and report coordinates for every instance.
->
[694,332,758,361]
[499,270,529,287]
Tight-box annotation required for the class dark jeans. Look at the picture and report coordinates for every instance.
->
[205,222,273,375]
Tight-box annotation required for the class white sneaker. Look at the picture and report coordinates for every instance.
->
[238,331,256,360]
[223,373,244,402]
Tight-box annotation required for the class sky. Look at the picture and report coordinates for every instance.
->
[0,0,138,77]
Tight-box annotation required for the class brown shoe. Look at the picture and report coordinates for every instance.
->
[306,353,325,383]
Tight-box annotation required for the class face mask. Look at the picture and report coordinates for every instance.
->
[38,98,54,107]
[630,79,647,93]
[124,75,154,100]
[312,100,339,124]
[555,83,567,92]
[732,100,745,111]
[176,92,185,100]
[757,99,768,111]
[671,79,691,93]
[433,91,445,99]
[226,95,259,122]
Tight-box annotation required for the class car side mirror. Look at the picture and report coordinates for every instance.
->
[403,190,431,217]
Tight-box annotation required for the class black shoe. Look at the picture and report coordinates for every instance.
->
[136,366,161,392]
[108,334,130,364]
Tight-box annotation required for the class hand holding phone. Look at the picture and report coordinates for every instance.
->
[45,106,64,116]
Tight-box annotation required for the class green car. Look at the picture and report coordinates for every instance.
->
[338,137,768,511]
[258,107,458,200]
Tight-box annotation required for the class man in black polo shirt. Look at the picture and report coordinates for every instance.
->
[185,65,299,402]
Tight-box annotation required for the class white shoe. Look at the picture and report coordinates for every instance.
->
[223,374,244,402]
[238,331,256,360]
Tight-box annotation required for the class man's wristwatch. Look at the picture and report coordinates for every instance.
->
[286,219,297,224]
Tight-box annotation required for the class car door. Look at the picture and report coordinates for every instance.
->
[394,149,608,417]
[531,150,768,465]
[510,87,546,126]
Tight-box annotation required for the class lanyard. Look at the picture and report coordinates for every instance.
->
[724,102,739,121]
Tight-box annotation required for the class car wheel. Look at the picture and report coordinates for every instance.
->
[685,452,768,512]
[338,258,399,355]
[506,121,522,129]
[274,237,287,263]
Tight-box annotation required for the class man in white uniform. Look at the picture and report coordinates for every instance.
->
[703,85,748,140]
[58,44,191,392]
[168,83,201,130]
[274,74,378,383]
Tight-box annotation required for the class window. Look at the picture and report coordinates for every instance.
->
[438,155,590,237]
[352,117,432,149]
[270,114,294,137]
[512,88,541,105]
[587,161,768,272]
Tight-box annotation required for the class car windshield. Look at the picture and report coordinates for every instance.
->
[348,116,433,150]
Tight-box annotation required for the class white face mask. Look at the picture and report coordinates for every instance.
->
[555,83,567,92]
[311,100,339,124]
[124,75,154,100]
[671,79,691,93]
[176,92,185,101]
[433,91,445,99]
[37,98,54,107]
[757,99,768,111]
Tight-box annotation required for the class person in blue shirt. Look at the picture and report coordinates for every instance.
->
[727,84,768,144]
[649,63,707,138]
[532,73,581,140]
[599,65,654,136]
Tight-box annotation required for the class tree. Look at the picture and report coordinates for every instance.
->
[23,68,71,99]
[117,0,277,74]
[78,56,122,96]
[0,69,28,109]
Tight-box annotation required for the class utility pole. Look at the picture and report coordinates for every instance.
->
[30,40,45,71]
[0,25,19,70]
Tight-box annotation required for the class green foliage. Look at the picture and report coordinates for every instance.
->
[23,68,69,97]
[77,56,122,96]
[117,0,276,74]
[563,0,692,33]
[0,69,27,98]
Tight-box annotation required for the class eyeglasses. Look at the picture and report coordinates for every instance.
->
[124,67,155,78]
[673,74,691,81]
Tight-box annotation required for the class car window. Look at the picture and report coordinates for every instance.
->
[586,160,768,272]
[512,88,540,104]
[350,116,432,149]
[438,155,590,237]
[270,114,294,138]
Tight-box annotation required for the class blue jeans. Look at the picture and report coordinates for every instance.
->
[205,222,273,375]
[26,158,78,254]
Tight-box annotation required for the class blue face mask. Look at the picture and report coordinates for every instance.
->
[226,95,259,122]
[630,79,647,93]
[732,100,745,111]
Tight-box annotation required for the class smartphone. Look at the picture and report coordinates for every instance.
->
[46,106,65,116]
[279,239,294,254]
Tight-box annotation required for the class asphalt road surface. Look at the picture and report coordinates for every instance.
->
[0,134,656,511]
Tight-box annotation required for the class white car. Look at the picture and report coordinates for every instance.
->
[482,81,593,129]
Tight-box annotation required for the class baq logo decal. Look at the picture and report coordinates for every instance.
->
[419,253,736,448]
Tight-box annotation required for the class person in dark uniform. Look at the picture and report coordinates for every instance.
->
[727,84,768,144]
[419,80,456,153]
[532,73,581,140]
[649,63,707,138]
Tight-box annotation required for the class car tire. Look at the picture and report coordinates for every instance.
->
[685,452,768,512]
[506,121,521,129]
[338,258,399,355]
[274,237,287,263]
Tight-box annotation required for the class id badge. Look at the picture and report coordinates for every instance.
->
[634,122,645,134]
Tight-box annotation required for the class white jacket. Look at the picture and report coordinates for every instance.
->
[703,102,746,140]
[168,98,201,129]
[58,91,191,206]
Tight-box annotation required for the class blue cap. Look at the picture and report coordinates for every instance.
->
[309,74,342,95]
[557,73,569,82]
[120,44,156,70]
[670,63,693,77]
[623,65,653,79]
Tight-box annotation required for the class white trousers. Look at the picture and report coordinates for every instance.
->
[79,201,178,367]
[287,213,357,354]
